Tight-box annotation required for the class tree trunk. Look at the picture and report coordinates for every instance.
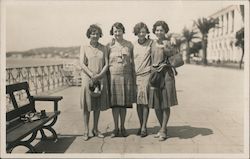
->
[185,42,190,64]
[202,35,208,65]
[239,47,244,69]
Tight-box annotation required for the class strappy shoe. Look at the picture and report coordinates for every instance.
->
[110,129,119,138]
[154,132,160,138]
[140,129,148,138]
[158,131,167,141]
[93,130,104,138]
[83,132,89,141]
[120,128,128,137]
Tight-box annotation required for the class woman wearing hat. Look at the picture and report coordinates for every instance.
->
[149,20,178,141]
[107,22,136,137]
[133,22,153,137]
[79,24,109,141]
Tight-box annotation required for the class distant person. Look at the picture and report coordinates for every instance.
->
[133,22,153,137]
[107,22,136,137]
[149,20,178,141]
[79,24,110,141]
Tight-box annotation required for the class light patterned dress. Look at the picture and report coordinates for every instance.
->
[148,40,178,109]
[107,39,136,107]
[134,39,153,105]
[80,43,110,111]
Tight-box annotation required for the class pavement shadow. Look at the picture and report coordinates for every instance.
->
[34,135,78,153]
[155,125,213,139]
[104,125,213,139]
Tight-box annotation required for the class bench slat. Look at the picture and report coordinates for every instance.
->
[7,111,60,144]
[6,104,35,122]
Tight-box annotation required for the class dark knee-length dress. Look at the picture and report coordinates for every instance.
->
[148,40,178,109]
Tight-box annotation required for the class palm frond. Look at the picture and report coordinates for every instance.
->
[194,17,219,35]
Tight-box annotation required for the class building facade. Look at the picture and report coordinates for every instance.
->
[207,5,244,63]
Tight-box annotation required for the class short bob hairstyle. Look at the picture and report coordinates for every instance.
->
[86,24,103,38]
[152,20,169,34]
[110,22,125,35]
[133,22,150,36]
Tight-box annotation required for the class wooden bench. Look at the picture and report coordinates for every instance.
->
[6,81,63,153]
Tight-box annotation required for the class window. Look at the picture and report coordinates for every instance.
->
[221,15,224,35]
[226,13,229,34]
[231,10,234,33]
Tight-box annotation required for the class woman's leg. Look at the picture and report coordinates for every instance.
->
[158,107,170,141]
[154,108,163,127]
[154,108,163,138]
[142,105,149,131]
[112,107,119,130]
[120,107,127,130]
[136,104,143,134]
[83,109,90,140]
[111,107,120,137]
[120,107,128,137]
[93,110,104,138]
[83,109,90,132]
[93,110,100,131]
[161,107,170,132]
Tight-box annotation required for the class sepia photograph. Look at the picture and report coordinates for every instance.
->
[0,0,249,158]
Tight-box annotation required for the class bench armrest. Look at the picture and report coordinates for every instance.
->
[32,96,63,102]
[31,96,63,111]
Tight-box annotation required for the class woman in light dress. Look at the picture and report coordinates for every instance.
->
[79,24,109,141]
[107,22,136,137]
[133,22,153,137]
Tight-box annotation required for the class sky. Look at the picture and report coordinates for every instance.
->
[5,0,238,52]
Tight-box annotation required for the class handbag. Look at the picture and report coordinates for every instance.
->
[89,80,102,98]
[149,71,163,88]
[168,53,184,68]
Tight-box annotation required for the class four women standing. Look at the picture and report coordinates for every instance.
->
[80,21,179,141]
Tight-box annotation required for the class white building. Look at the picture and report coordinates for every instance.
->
[207,5,244,63]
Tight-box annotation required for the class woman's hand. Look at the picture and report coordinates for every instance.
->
[170,37,176,46]
[92,73,102,81]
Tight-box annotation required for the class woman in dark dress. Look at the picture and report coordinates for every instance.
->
[149,20,178,141]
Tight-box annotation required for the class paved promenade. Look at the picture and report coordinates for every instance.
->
[11,64,246,156]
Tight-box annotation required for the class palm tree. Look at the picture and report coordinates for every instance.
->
[194,17,219,65]
[235,5,245,69]
[235,27,244,69]
[182,27,199,64]
[189,41,202,56]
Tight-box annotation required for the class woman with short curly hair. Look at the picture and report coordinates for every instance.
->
[133,22,152,137]
[79,24,110,141]
[107,22,136,138]
[149,20,178,141]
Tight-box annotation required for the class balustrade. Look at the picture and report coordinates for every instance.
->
[6,64,67,95]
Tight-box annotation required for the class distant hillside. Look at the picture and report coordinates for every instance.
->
[7,46,81,59]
